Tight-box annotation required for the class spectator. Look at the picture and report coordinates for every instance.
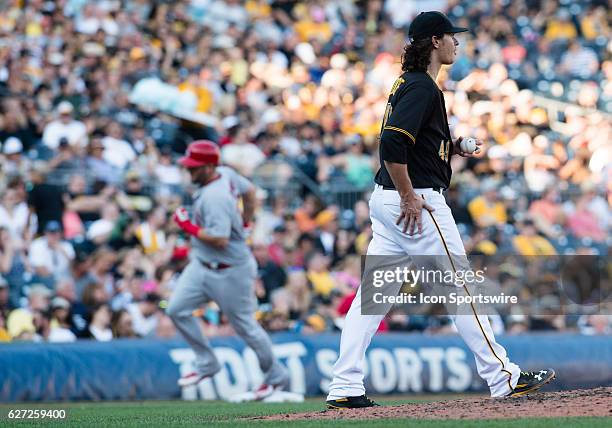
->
[6,284,51,341]
[253,241,287,303]
[528,187,565,238]
[134,207,167,255]
[2,137,31,177]
[0,183,35,250]
[87,304,113,341]
[117,171,153,213]
[580,6,610,41]
[578,314,612,335]
[284,270,312,321]
[111,309,136,338]
[501,35,527,67]
[0,226,26,309]
[566,197,606,243]
[27,167,65,234]
[0,307,10,342]
[560,41,600,79]
[220,126,266,176]
[294,195,320,233]
[48,297,77,342]
[306,252,336,298]
[0,276,9,312]
[331,135,375,189]
[126,293,161,337]
[87,203,120,244]
[512,220,557,256]
[28,221,75,287]
[42,101,87,149]
[101,121,136,170]
[544,9,578,42]
[468,179,508,228]
[85,137,121,184]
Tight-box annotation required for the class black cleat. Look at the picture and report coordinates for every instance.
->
[326,395,380,409]
[508,368,556,397]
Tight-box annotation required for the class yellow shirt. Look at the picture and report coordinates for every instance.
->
[245,0,271,18]
[294,20,332,43]
[468,196,508,227]
[513,235,557,256]
[544,21,577,41]
[135,222,166,255]
[0,328,11,342]
[355,231,370,255]
[307,270,335,297]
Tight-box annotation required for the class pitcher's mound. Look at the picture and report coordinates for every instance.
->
[258,387,612,421]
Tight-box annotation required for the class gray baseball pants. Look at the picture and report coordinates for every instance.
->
[167,256,288,386]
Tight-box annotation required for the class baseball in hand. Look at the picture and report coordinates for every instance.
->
[460,138,477,154]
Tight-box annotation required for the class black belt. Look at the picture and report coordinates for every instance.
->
[382,185,445,194]
[200,260,232,270]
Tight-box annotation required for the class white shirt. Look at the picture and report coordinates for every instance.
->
[76,17,100,35]
[221,143,266,176]
[89,325,113,341]
[86,218,115,241]
[155,164,182,185]
[48,327,77,342]
[126,303,158,337]
[42,120,88,149]
[102,136,136,169]
[384,0,417,29]
[0,202,36,248]
[28,237,75,278]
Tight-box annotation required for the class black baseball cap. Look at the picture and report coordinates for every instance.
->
[408,11,468,41]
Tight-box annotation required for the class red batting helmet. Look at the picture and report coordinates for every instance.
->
[179,140,220,168]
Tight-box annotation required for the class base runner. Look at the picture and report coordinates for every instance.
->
[168,140,289,399]
[325,12,555,409]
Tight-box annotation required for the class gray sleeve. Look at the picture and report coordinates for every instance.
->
[202,195,233,238]
[222,166,253,195]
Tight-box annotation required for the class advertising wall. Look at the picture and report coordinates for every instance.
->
[1,333,611,402]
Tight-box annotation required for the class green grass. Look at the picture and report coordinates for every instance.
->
[0,399,609,427]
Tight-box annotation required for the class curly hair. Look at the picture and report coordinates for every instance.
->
[400,36,440,72]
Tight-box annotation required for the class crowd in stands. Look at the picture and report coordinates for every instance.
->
[0,0,610,343]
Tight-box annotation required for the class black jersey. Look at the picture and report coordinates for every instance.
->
[374,71,454,190]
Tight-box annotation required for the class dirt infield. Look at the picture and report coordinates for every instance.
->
[258,388,612,421]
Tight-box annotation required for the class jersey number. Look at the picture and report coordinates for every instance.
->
[438,140,450,162]
[379,102,393,139]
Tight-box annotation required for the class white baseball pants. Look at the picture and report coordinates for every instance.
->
[327,185,520,399]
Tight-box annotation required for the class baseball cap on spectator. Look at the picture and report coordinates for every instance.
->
[44,220,62,233]
[3,137,23,155]
[57,101,74,115]
[27,284,52,298]
[51,297,71,310]
[408,11,468,42]
[125,170,141,181]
